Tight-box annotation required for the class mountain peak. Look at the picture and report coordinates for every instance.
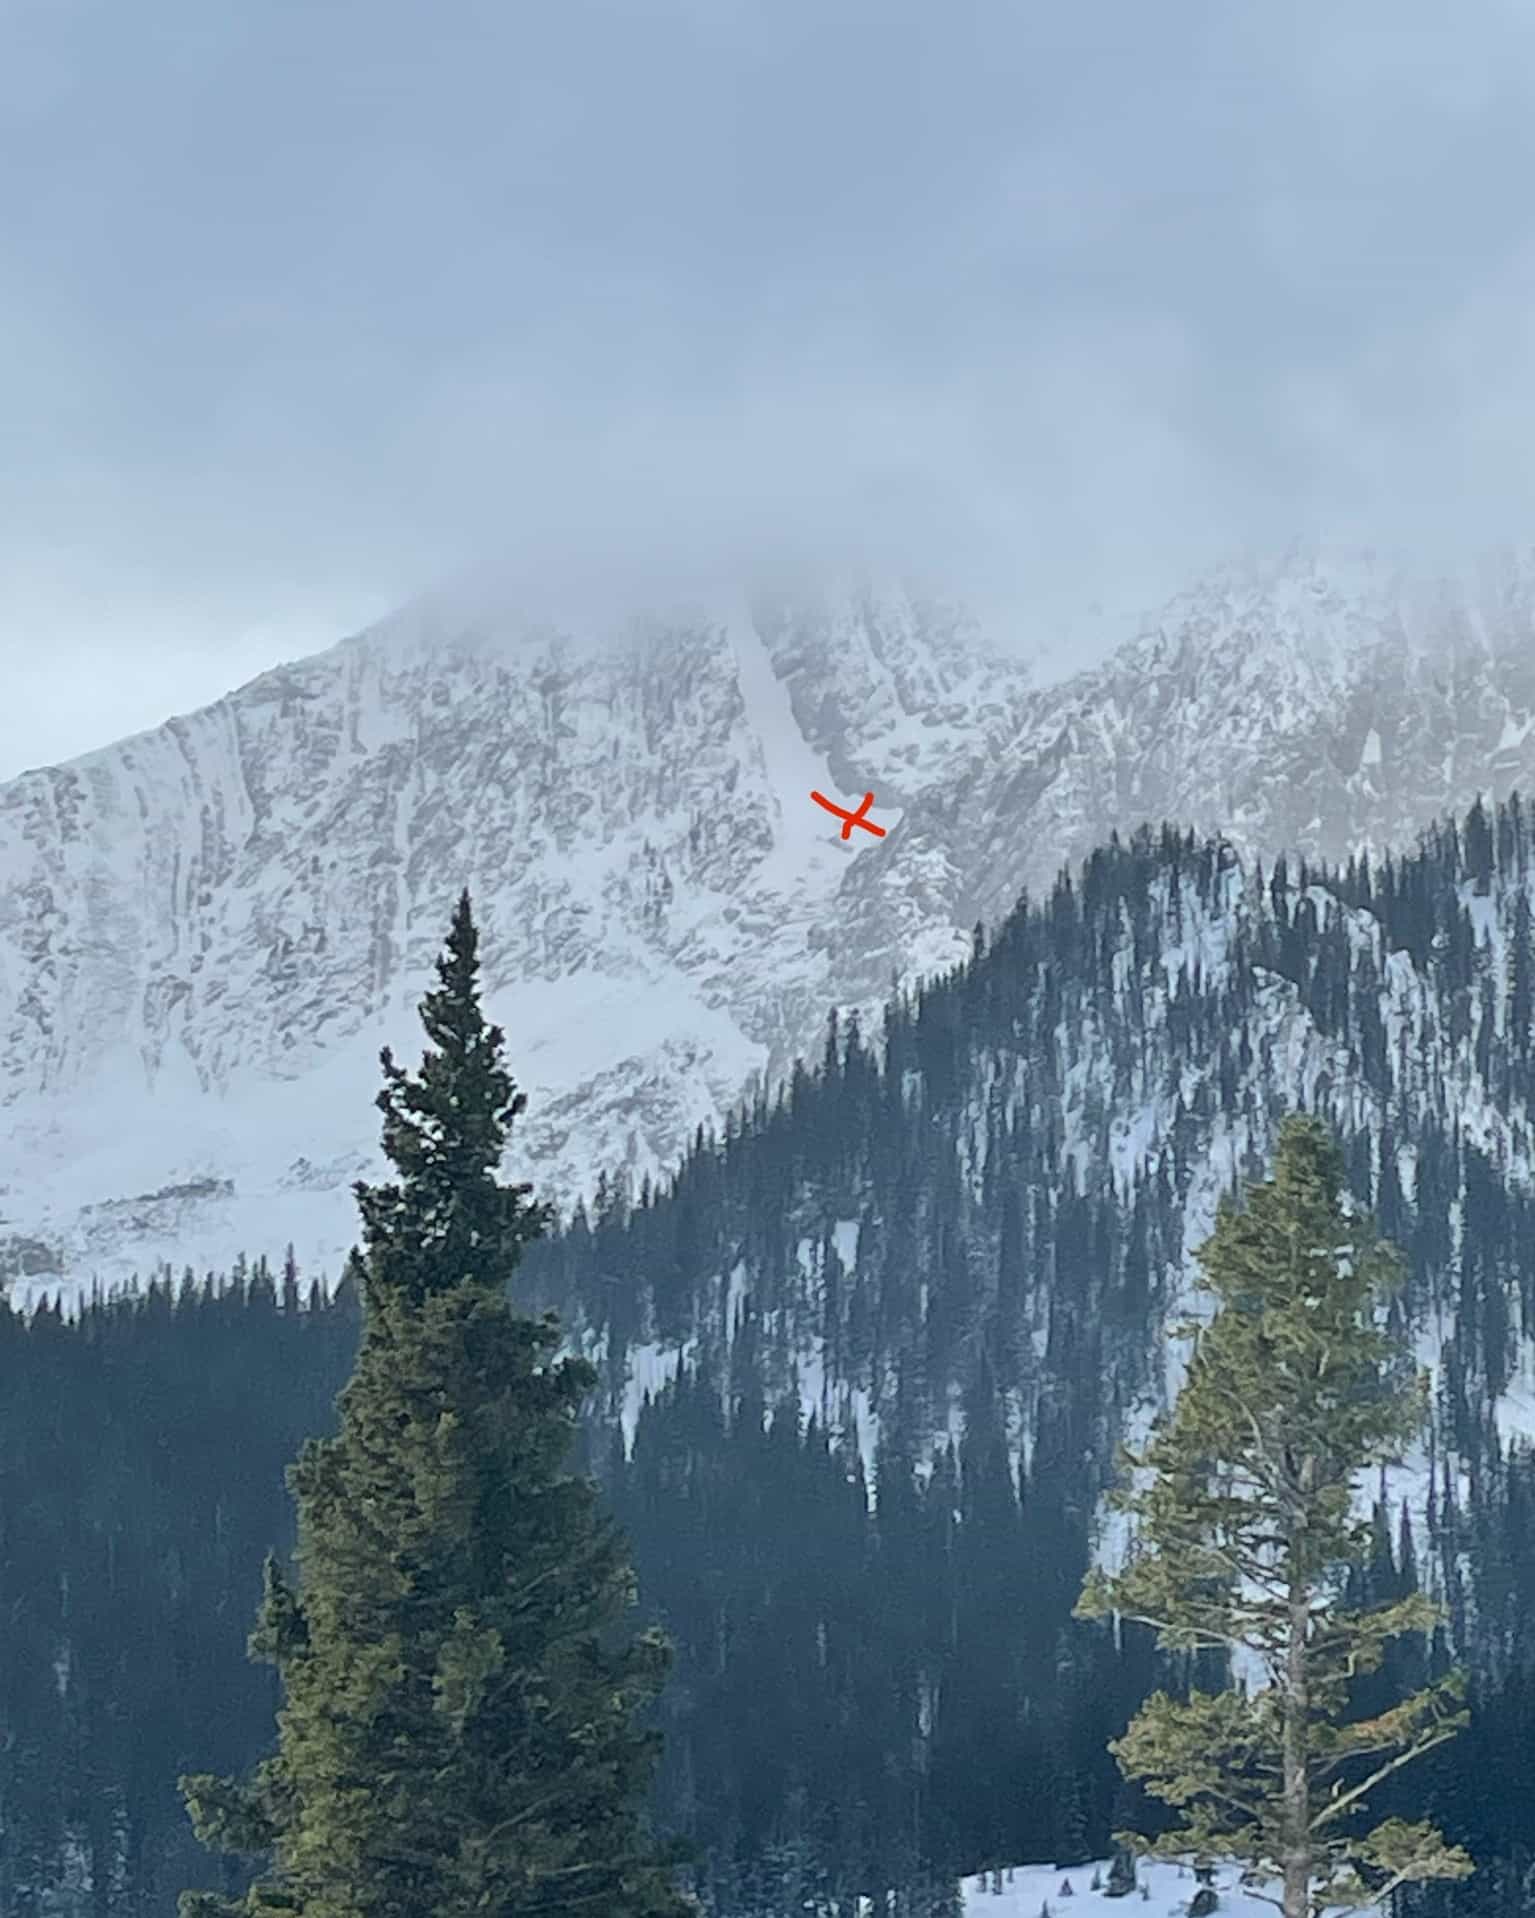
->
[8,550,1535,1299]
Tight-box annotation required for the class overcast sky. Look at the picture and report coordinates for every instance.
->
[5,0,1535,778]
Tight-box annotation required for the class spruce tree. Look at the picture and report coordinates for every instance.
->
[1077,1115,1472,1918]
[179,891,690,1918]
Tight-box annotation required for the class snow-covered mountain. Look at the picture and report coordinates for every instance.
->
[8,546,1535,1298]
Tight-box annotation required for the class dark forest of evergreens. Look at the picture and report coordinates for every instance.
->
[8,801,1535,1913]
[0,1262,1166,1915]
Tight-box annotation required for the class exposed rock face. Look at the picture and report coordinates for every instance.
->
[6,547,1535,1296]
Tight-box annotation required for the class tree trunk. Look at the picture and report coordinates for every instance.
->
[1282,1580,1312,1918]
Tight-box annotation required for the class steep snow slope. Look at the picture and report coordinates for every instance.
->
[8,547,1535,1297]
[0,583,992,1298]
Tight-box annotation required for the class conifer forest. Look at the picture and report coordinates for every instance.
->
[8,801,1535,1913]
[11,4,1535,1911]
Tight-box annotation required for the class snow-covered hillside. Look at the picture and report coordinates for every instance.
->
[9,546,1535,1297]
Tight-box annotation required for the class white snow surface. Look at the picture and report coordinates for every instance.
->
[8,545,1535,1303]
[959,1858,1382,1918]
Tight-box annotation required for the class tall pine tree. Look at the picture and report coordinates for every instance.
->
[1078,1116,1472,1918]
[180,891,690,1918]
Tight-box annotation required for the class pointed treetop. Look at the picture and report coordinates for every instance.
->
[352,889,551,1306]
[1270,1111,1345,1203]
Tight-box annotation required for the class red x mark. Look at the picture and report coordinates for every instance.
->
[810,789,886,840]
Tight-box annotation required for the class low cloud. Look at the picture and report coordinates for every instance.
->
[4,0,1535,773]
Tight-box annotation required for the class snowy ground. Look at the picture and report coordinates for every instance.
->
[961,1859,1382,1917]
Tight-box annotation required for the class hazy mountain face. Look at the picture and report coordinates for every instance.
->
[6,549,1535,1298]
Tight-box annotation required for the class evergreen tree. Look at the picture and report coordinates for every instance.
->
[1105,1845,1137,1898]
[1463,797,1494,897]
[179,891,689,1918]
[1077,1116,1473,1918]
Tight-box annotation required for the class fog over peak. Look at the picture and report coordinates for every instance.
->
[6,0,1535,775]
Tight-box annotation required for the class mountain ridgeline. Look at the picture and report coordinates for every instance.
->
[15,550,1535,1296]
[523,794,1535,1904]
[7,799,1535,1910]
[530,796,1535,1510]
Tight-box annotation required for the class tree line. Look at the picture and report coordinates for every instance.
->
[9,799,1535,1910]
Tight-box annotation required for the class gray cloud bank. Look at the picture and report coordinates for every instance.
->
[3,0,1535,775]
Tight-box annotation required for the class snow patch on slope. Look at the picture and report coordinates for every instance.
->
[717,591,884,895]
